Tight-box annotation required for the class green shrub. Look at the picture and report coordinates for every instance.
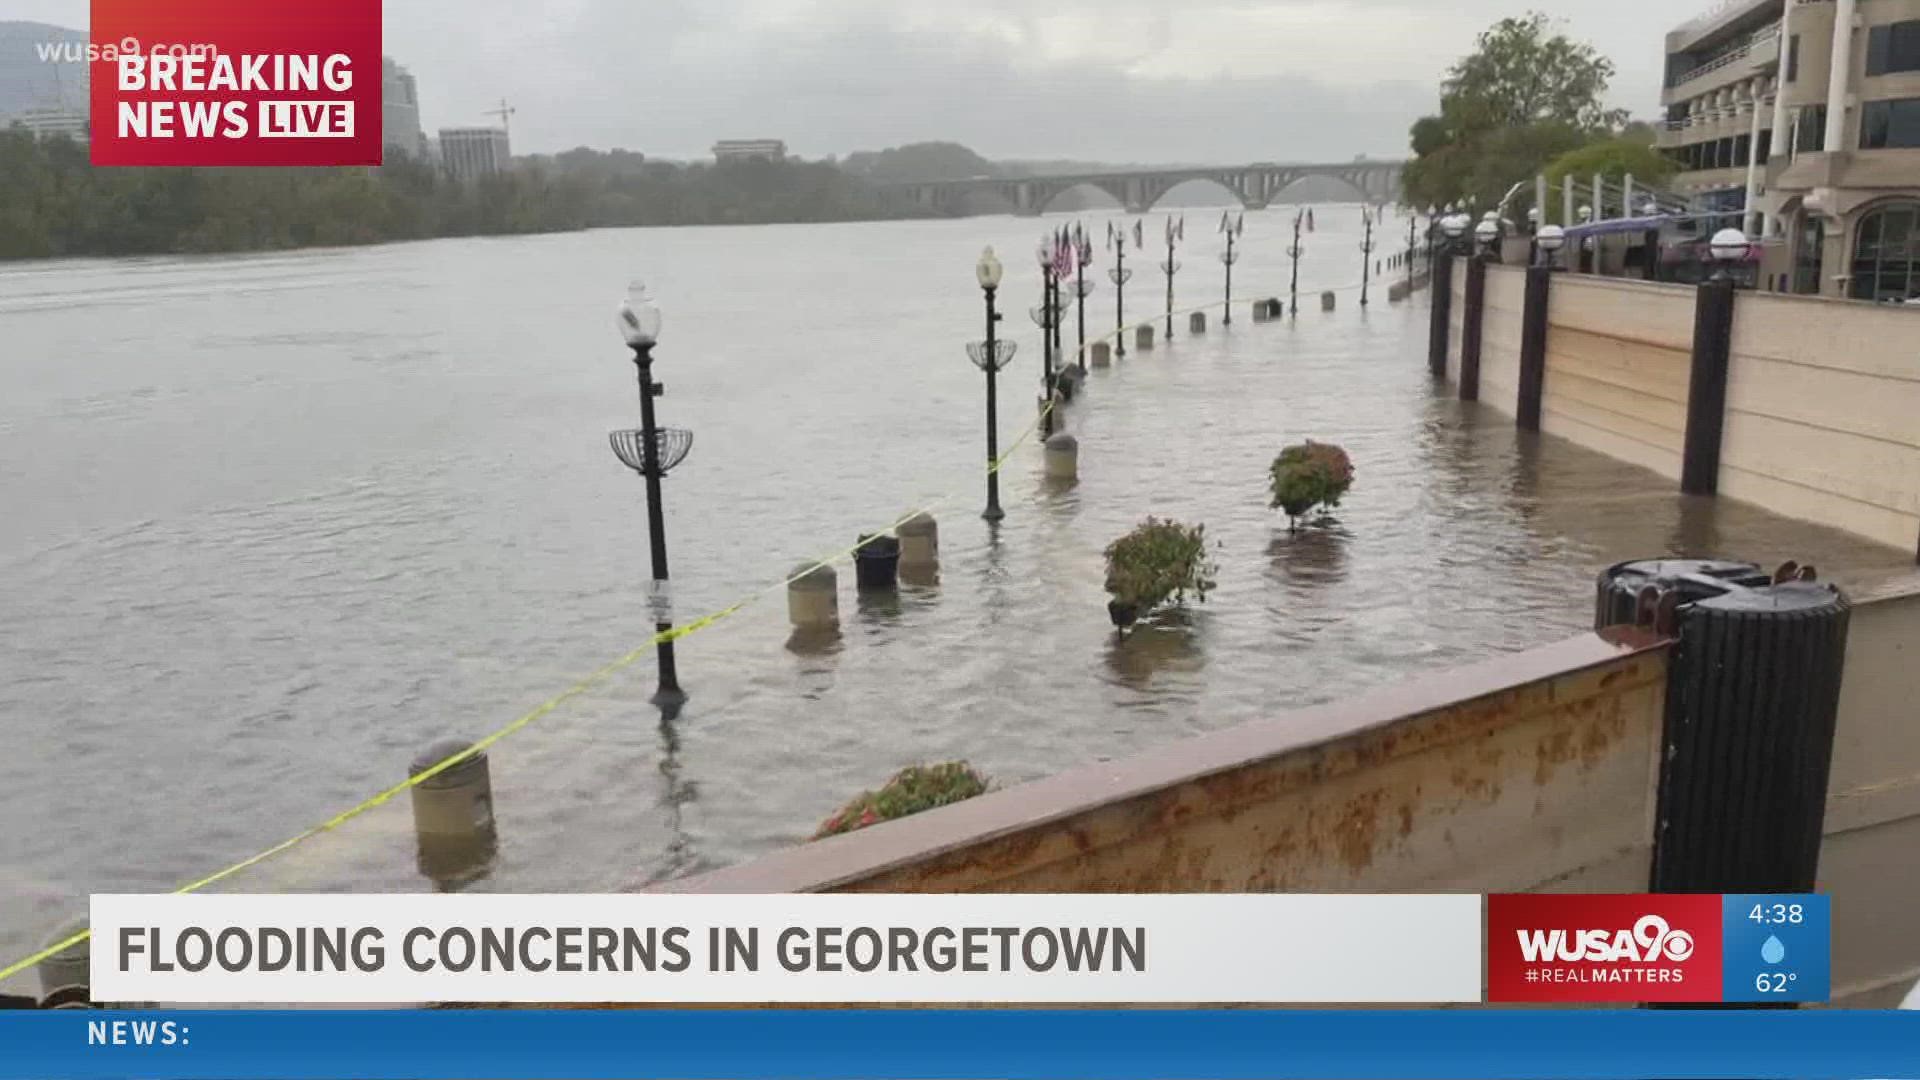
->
[1103,517,1218,626]
[811,762,989,840]
[1269,441,1355,526]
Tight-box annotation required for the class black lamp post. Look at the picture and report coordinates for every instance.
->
[1407,209,1419,294]
[1107,221,1137,356]
[1219,211,1243,324]
[1286,210,1305,318]
[1161,215,1183,338]
[1072,224,1094,371]
[970,247,1016,522]
[1031,236,1069,436]
[609,282,693,709]
[1359,209,1376,307]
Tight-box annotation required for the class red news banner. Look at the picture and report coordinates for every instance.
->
[89,0,381,166]
[1488,894,1723,1004]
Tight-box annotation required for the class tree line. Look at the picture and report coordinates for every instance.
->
[1402,11,1675,214]
[0,134,938,260]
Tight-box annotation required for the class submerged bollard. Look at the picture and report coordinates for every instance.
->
[1320,290,1336,311]
[897,512,938,567]
[1089,341,1112,368]
[409,740,497,888]
[787,562,839,632]
[1189,312,1206,334]
[1044,432,1079,481]
[37,918,89,1008]
[1135,325,1154,350]
[852,533,900,592]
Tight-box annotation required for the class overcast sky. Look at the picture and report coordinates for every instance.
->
[10,0,1689,161]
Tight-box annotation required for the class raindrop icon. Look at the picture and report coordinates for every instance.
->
[1761,936,1787,964]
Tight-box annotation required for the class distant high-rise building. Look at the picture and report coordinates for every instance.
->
[439,126,510,181]
[381,56,427,159]
[712,139,787,163]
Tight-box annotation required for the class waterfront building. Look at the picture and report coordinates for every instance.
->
[1659,0,1920,299]
[439,126,510,182]
[712,139,787,163]
[6,105,86,143]
[382,57,428,159]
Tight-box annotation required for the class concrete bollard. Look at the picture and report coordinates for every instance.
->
[1251,302,1268,323]
[897,512,938,568]
[1090,342,1111,368]
[1044,432,1079,481]
[1135,325,1154,350]
[1189,312,1206,334]
[409,740,497,886]
[787,562,839,631]
[37,918,89,1008]
[1320,290,1336,311]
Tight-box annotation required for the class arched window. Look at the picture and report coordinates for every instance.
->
[1851,201,1920,301]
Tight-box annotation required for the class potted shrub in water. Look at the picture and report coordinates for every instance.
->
[1269,440,1354,530]
[1103,517,1218,631]
[811,762,989,840]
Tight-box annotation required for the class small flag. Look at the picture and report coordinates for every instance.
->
[1133,219,1144,248]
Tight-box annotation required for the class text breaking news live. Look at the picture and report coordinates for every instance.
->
[8,0,1920,1075]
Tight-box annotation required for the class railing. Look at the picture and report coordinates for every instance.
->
[1667,22,1781,89]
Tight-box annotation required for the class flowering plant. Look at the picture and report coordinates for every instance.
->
[1103,517,1218,628]
[1269,440,1355,527]
[811,762,988,840]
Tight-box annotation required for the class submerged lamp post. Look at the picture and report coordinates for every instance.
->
[1219,211,1244,324]
[970,247,1017,522]
[610,282,693,708]
[1287,210,1305,316]
[1359,208,1376,306]
[1161,215,1184,338]
[1071,224,1095,368]
[1108,220,1138,356]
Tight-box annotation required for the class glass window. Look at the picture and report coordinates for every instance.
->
[1850,202,1920,301]
[1860,97,1920,149]
[1866,21,1920,76]
[1794,215,1824,295]
[1787,34,1799,82]
[1797,106,1827,152]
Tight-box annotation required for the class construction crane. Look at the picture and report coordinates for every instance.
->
[484,98,516,137]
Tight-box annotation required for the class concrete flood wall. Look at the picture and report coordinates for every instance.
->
[1441,265,1920,556]
[665,631,1667,894]
[1824,576,1920,1006]
[659,574,1920,1005]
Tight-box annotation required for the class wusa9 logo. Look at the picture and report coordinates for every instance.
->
[1487,895,1723,1003]
[1516,915,1696,964]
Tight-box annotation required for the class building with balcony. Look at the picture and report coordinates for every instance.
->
[1660,0,1920,299]
[439,126,511,182]
[711,139,786,163]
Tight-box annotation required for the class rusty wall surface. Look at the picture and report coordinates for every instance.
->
[1824,573,1920,1005]
[658,632,1666,897]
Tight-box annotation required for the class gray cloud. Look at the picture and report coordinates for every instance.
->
[10,0,1686,162]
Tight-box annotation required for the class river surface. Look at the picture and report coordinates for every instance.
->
[1,207,1909,986]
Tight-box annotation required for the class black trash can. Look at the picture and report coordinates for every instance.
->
[1597,557,1850,898]
[853,534,900,591]
[1594,558,1769,630]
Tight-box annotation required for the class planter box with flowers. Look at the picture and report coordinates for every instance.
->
[810,762,989,840]
[1103,517,1218,631]
[1268,440,1354,530]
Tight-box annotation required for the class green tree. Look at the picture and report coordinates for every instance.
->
[1403,12,1629,210]
[1543,137,1677,198]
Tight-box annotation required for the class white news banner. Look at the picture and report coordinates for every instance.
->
[92,893,1483,1004]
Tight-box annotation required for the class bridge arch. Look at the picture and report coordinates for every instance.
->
[1268,173,1373,206]
[1034,181,1127,215]
[1139,177,1248,213]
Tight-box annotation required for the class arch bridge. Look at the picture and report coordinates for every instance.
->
[891,161,1405,216]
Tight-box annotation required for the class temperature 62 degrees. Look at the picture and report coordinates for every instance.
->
[1755,972,1799,994]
